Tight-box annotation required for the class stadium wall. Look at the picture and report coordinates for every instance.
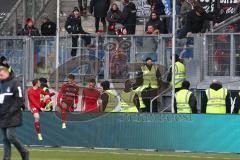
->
[1,112,240,153]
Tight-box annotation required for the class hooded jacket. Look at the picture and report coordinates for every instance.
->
[0,73,24,128]
[122,2,137,34]
[201,83,231,113]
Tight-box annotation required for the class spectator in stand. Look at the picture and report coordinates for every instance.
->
[145,11,164,34]
[20,18,40,36]
[147,0,168,33]
[65,7,91,57]
[122,0,137,34]
[147,0,165,16]
[180,0,193,25]
[89,0,110,32]
[41,15,56,36]
[177,5,213,39]
[78,0,87,16]
[107,3,123,35]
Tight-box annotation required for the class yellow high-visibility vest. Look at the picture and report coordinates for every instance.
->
[141,65,158,89]
[120,89,138,112]
[206,88,227,114]
[134,86,146,109]
[104,90,117,112]
[175,89,192,113]
[172,62,186,89]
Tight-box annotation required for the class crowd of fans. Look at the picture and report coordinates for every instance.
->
[17,0,217,37]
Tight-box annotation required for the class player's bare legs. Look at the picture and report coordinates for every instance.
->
[33,113,43,141]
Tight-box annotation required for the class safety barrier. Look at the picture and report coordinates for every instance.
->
[1,33,240,112]
[0,112,239,153]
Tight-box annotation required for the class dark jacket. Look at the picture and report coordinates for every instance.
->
[186,9,213,33]
[20,25,40,36]
[65,15,88,34]
[122,2,137,34]
[174,89,197,113]
[145,18,164,33]
[89,0,110,17]
[201,83,231,114]
[107,9,123,34]
[232,92,240,114]
[41,20,56,36]
[0,74,24,128]
[147,0,166,16]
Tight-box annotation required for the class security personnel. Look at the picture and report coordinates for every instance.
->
[100,81,119,112]
[134,86,146,112]
[167,54,186,92]
[140,57,161,112]
[120,80,140,112]
[201,80,231,114]
[174,80,197,113]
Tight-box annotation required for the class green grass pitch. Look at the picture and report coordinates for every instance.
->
[1,147,240,160]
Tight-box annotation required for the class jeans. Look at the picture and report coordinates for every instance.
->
[1,127,28,160]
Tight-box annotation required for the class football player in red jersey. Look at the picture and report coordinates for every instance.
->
[28,79,55,140]
[82,79,101,112]
[57,74,80,129]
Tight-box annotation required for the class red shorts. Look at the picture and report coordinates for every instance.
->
[30,107,41,115]
[59,102,75,112]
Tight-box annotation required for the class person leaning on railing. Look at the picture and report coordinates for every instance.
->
[19,18,40,36]
[174,80,197,114]
[201,80,231,114]
[65,7,91,57]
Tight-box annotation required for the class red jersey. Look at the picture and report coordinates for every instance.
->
[57,82,80,107]
[82,88,100,112]
[28,87,54,109]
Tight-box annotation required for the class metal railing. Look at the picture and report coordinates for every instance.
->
[1,33,240,112]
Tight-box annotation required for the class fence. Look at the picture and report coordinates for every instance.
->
[1,33,240,112]
[1,112,240,153]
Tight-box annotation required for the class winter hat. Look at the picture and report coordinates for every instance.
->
[0,62,10,72]
[41,14,49,20]
[26,18,33,24]
[0,56,7,63]
[73,7,80,12]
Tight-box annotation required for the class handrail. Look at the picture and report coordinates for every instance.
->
[150,85,172,113]
[0,0,23,30]
[212,13,240,33]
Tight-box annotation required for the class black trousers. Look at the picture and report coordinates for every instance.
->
[95,17,106,32]
[78,0,87,10]
[1,127,28,160]
[141,87,159,112]
[71,35,91,57]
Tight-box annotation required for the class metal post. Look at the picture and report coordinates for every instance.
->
[22,0,27,28]
[32,0,36,21]
[55,0,60,90]
[171,0,176,113]
[230,34,235,77]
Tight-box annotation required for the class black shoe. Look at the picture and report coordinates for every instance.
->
[21,150,29,160]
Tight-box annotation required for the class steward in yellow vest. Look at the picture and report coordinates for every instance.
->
[201,80,231,114]
[167,54,186,92]
[138,57,161,112]
[120,80,140,112]
[100,81,119,112]
[174,80,197,113]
